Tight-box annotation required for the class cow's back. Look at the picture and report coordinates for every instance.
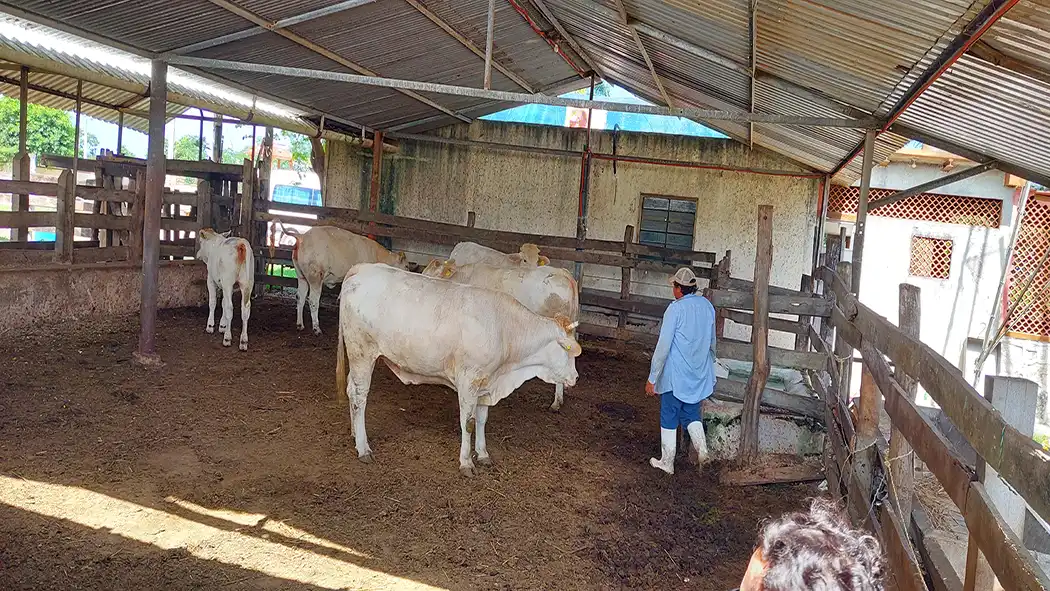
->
[297,226,386,284]
[455,264,578,321]
[449,242,507,266]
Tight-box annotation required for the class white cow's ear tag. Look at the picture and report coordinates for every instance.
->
[563,344,572,351]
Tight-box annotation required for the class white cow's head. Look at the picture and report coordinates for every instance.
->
[196,227,231,262]
[422,259,458,279]
[536,314,581,387]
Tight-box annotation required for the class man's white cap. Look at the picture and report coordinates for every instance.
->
[670,267,698,287]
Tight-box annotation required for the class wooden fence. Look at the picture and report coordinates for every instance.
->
[0,155,241,267]
[809,262,1050,591]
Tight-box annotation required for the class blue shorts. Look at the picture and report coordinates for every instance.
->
[659,391,702,429]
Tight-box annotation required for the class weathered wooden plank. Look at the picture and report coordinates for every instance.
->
[0,211,58,227]
[964,481,1050,591]
[75,186,136,203]
[861,343,973,508]
[576,322,658,346]
[712,377,823,420]
[879,501,929,591]
[740,205,774,462]
[160,245,196,258]
[160,217,201,232]
[718,339,827,371]
[723,276,810,297]
[0,240,100,250]
[831,273,1050,526]
[41,154,244,179]
[619,226,632,329]
[891,283,921,518]
[795,275,813,351]
[73,246,130,263]
[74,213,132,230]
[724,309,804,335]
[55,170,74,263]
[0,179,59,197]
[0,248,53,266]
[707,288,832,317]
[163,191,202,206]
[911,505,964,591]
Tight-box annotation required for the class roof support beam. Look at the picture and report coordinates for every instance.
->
[867,160,999,211]
[402,0,534,92]
[829,0,1021,176]
[527,0,602,77]
[748,0,758,146]
[612,0,672,107]
[167,0,379,55]
[969,40,1050,87]
[484,0,495,89]
[200,0,472,123]
[167,55,881,127]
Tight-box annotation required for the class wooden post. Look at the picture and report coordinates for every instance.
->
[11,153,31,241]
[714,249,731,337]
[852,359,881,522]
[197,180,212,230]
[819,230,844,347]
[136,58,167,363]
[466,211,476,228]
[72,79,83,181]
[238,158,254,240]
[851,129,875,295]
[369,130,384,214]
[117,111,124,156]
[93,162,105,245]
[834,261,853,400]
[54,169,74,263]
[129,169,145,261]
[739,205,773,462]
[619,225,633,329]
[212,114,223,163]
[795,274,813,351]
[889,283,920,519]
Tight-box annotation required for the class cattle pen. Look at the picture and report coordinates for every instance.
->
[3,1,1050,590]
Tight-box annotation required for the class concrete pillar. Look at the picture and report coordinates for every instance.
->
[982,376,1038,537]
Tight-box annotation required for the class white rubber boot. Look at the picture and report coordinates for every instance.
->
[686,420,710,467]
[649,428,677,474]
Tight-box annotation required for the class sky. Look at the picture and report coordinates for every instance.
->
[73,111,273,158]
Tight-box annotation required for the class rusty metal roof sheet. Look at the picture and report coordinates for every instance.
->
[1,0,1049,187]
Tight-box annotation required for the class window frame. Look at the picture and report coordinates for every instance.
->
[635,193,698,254]
[908,234,954,280]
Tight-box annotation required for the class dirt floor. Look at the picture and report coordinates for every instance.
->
[0,296,816,590]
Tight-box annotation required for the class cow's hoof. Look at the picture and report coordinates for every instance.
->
[312,328,322,336]
[476,455,492,467]
[459,465,476,478]
[549,402,562,412]
[206,326,214,334]
[296,324,304,331]
[239,341,248,352]
[222,337,232,347]
[358,453,374,464]
[466,417,476,434]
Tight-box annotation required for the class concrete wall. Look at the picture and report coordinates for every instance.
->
[327,121,821,347]
[0,261,208,334]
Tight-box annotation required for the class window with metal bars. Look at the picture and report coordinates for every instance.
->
[909,236,953,279]
[638,195,696,252]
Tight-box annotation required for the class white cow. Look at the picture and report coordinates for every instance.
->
[423,259,580,411]
[196,228,255,351]
[335,263,581,477]
[448,241,551,267]
[277,222,408,334]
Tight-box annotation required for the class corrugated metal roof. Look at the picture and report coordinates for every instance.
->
[1,0,1050,188]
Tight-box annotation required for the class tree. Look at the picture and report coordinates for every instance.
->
[0,97,76,161]
[81,132,99,158]
[278,130,312,171]
[173,135,209,161]
[222,146,250,165]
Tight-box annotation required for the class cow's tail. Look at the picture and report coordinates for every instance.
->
[271,217,301,260]
[335,316,348,402]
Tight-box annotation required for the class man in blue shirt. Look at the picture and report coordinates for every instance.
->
[646,267,717,474]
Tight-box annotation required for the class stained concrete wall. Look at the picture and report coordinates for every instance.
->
[0,261,208,334]
[326,121,821,347]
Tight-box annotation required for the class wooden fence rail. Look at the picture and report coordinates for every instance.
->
[811,264,1050,591]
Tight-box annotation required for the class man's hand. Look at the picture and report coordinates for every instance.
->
[645,381,657,397]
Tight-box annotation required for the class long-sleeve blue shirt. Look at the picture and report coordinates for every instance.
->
[647,293,717,404]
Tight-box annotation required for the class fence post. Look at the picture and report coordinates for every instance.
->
[739,205,773,462]
[12,152,30,241]
[466,211,476,228]
[197,180,212,230]
[889,283,920,520]
[93,160,105,246]
[54,169,74,263]
[130,170,145,263]
[619,225,633,329]
[795,274,813,351]
[714,249,731,337]
[834,261,854,399]
[239,159,254,241]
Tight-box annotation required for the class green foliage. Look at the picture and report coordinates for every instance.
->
[173,135,209,161]
[0,96,76,161]
[278,130,312,171]
[222,146,250,165]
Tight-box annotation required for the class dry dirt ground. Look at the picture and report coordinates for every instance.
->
[0,296,816,590]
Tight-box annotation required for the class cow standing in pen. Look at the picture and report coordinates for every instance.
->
[196,228,255,351]
[448,241,551,267]
[422,259,580,410]
[335,263,582,477]
[275,222,408,334]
